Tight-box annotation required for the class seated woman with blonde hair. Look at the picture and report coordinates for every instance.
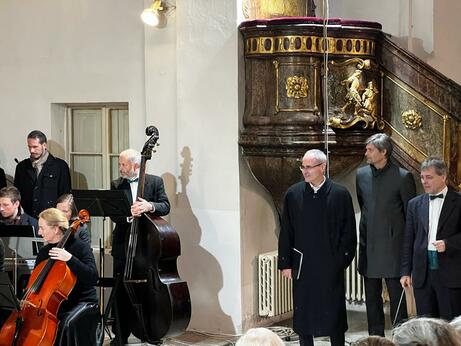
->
[36,208,99,345]
[236,327,284,346]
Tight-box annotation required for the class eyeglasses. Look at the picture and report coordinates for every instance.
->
[299,162,323,171]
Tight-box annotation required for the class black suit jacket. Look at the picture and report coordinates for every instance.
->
[401,188,461,288]
[14,153,71,217]
[110,174,170,260]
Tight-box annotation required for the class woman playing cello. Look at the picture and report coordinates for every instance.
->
[36,208,98,345]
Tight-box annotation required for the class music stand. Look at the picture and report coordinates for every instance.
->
[71,189,131,343]
[0,272,20,311]
[0,224,42,295]
[71,190,131,221]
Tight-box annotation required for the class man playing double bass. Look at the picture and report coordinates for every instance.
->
[110,148,170,345]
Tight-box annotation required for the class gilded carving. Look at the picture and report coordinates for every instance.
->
[286,76,308,99]
[402,110,422,130]
[329,59,383,129]
[341,70,363,115]
[362,80,379,119]
[242,0,306,19]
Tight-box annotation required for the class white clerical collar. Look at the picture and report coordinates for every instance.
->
[310,176,326,193]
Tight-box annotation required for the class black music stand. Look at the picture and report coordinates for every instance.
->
[0,272,20,311]
[71,189,131,346]
[71,190,131,220]
[0,272,23,345]
[0,225,36,239]
[0,224,42,295]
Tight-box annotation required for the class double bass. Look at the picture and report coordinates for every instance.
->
[123,126,191,343]
[0,209,90,346]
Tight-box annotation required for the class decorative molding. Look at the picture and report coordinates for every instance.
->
[245,36,376,56]
[384,120,427,163]
[384,73,451,167]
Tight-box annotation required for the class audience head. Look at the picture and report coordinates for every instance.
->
[352,336,396,346]
[450,315,461,336]
[420,157,448,194]
[0,186,21,219]
[392,317,461,346]
[119,149,141,180]
[56,193,75,221]
[235,328,284,346]
[27,130,48,160]
[38,208,69,243]
[300,149,327,186]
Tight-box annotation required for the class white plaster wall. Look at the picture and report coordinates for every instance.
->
[144,0,243,333]
[0,0,243,334]
[0,0,146,177]
[427,1,461,84]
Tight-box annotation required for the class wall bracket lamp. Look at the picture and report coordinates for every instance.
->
[141,0,176,27]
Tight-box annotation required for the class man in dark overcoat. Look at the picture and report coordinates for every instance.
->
[278,149,357,346]
[401,158,461,320]
[14,130,71,218]
[356,133,416,335]
[110,148,170,345]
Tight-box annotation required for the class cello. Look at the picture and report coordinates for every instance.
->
[0,209,90,346]
[123,126,191,343]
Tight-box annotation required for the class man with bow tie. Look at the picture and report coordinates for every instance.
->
[401,157,461,319]
[110,148,170,344]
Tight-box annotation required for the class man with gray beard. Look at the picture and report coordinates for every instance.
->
[110,148,170,345]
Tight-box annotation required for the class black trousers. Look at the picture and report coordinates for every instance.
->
[414,269,461,320]
[364,276,407,336]
[299,332,345,346]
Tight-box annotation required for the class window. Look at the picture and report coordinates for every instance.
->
[66,104,129,247]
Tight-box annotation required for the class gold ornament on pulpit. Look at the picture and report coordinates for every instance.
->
[242,0,313,19]
[402,110,422,130]
[286,76,308,99]
[328,58,383,130]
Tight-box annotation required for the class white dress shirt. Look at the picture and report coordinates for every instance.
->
[428,186,448,251]
[129,179,139,204]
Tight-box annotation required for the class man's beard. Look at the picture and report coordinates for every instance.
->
[121,169,137,180]
[30,153,41,161]
[30,150,45,161]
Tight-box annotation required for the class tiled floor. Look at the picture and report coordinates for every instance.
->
[103,307,393,345]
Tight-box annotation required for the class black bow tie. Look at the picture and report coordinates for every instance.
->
[429,193,444,200]
[127,178,139,184]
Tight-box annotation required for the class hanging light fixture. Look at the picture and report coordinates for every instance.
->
[141,0,176,27]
